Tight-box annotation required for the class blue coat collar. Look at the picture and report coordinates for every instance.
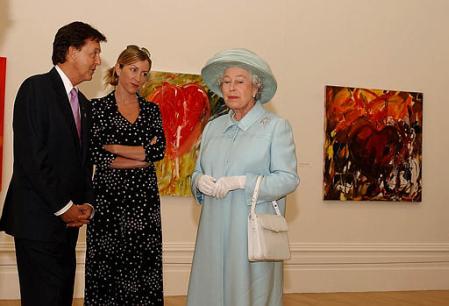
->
[224,102,266,132]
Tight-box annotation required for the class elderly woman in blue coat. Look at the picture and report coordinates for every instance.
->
[187,48,299,306]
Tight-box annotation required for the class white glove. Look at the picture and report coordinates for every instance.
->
[213,176,246,199]
[197,175,217,196]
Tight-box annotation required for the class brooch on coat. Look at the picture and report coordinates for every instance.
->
[259,116,271,127]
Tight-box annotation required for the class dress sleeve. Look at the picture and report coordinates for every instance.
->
[190,122,212,204]
[245,118,300,202]
[89,99,116,169]
[143,103,166,163]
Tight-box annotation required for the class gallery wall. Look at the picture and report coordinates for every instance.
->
[0,0,448,298]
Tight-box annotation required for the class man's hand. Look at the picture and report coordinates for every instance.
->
[78,203,93,219]
[60,204,92,228]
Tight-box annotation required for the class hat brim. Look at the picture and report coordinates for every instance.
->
[201,61,277,104]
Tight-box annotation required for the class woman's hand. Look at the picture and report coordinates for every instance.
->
[213,176,246,198]
[197,175,217,196]
[110,156,150,169]
[103,144,146,161]
[103,144,119,154]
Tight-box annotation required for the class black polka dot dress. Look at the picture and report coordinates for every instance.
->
[85,91,166,306]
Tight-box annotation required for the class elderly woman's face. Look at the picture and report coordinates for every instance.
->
[221,67,259,119]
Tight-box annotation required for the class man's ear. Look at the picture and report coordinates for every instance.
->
[66,46,78,63]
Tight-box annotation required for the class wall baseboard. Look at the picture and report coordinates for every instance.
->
[1,241,448,298]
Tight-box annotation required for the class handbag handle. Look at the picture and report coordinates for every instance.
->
[250,176,282,219]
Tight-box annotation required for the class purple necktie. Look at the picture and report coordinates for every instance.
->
[69,88,81,140]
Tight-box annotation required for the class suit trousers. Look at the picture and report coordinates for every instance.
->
[14,233,78,306]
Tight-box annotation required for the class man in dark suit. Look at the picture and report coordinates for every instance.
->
[0,21,106,306]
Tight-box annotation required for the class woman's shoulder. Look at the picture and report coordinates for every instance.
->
[204,112,229,129]
[256,109,292,131]
[139,96,161,112]
[91,91,115,109]
[260,106,283,120]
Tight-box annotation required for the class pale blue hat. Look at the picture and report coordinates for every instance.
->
[201,48,277,104]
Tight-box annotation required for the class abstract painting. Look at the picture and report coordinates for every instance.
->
[140,71,226,196]
[0,57,5,190]
[324,85,422,202]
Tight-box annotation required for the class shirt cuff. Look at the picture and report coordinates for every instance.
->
[87,203,95,219]
[54,201,73,216]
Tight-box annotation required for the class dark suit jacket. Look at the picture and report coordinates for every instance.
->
[0,67,93,242]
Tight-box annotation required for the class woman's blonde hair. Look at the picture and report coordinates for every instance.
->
[104,45,152,86]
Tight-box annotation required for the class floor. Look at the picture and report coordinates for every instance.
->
[1,290,449,306]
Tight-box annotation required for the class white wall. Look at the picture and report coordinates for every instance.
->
[0,0,449,299]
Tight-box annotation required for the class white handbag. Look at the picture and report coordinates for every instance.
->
[248,176,290,261]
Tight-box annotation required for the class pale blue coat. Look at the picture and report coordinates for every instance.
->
[187,102,299,306]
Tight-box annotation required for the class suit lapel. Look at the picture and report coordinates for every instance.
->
[78,92,90,163]
[49,68,82,151]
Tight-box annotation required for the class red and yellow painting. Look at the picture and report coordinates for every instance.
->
[0,57,6,190]
[324,85,423,202]
[140,71,226,196]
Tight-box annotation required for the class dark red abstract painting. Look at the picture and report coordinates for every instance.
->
[140,71,225,196]
[324,85,422,202]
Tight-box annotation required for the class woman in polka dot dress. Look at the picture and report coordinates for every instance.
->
[84,45,166,305]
